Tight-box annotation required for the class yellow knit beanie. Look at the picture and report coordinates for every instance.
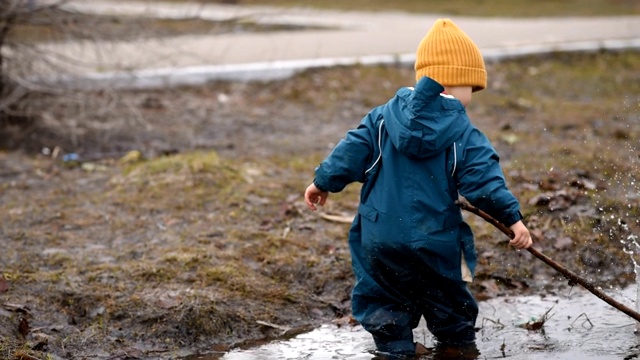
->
[415,18,487,92]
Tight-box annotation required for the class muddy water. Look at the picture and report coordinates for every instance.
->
[205,286,640,359]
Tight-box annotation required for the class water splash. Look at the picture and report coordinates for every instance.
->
[620,232,640,332]
[637,263,640,334]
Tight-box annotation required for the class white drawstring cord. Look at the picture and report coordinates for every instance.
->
[451,142,457,177]
[364,119,457,178]
[365,119,384,174]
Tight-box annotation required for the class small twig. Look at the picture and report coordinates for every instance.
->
[570,312,594,329]
[481,317,505,330]
[256,320,290,333]
[319,212,354,224]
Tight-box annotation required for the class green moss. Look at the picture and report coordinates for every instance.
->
[123,151,221,176]
[110,151,246,213]
[130,263,180,283]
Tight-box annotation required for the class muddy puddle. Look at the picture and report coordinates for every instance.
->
[188,286,640,360]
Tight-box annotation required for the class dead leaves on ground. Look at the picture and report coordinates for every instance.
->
[525,171,603,212]
[2,303,33,339]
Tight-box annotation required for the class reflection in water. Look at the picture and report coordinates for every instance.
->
[197,287,640,359]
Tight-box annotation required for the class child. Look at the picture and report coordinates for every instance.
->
[304,18,532,358]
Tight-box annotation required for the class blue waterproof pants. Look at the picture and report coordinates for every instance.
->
[350,234,478,356]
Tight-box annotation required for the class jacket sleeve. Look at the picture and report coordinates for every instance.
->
[456,128,523,226]
[313,112,379,193]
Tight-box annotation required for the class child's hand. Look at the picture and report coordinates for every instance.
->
[304,183,328,211]
[509,220,532,249]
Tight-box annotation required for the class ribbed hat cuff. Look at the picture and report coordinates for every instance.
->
[416,66,487,92]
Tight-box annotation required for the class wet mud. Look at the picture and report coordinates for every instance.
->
[1,50,640,359]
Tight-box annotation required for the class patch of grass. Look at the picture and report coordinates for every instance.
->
[0,337,22,360]
[130,263,181,283]
[121,150,222,176]
[111,151,245,214]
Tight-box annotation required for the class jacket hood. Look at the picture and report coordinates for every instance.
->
[381,77,471,159]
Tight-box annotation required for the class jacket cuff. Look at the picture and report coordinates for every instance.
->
[313,179,328,193]
[501,211,524,227]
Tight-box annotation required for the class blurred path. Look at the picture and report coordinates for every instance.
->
[40,0,640,88]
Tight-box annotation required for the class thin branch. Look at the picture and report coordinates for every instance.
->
[456,200,640,323]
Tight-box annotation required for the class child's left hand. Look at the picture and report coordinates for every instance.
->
[304,183,328,211]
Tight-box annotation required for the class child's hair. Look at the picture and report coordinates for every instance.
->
[415,18,487,92]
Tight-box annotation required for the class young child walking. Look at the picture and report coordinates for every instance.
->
[304,18,532,358]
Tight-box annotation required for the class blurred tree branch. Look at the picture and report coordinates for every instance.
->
[0,0,71,121]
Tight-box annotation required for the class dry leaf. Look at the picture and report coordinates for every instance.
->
[18,316,30,337]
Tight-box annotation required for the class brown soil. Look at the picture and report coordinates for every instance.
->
[1,50,640,359]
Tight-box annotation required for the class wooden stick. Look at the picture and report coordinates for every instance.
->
[457,201,640,323]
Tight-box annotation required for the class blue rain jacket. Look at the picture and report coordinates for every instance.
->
[313,76,522,293]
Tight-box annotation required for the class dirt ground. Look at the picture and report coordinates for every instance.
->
[1,50,640,359]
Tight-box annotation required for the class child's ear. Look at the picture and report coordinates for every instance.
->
[443,86,472,106]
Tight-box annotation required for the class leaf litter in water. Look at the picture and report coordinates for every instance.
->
[518,306,555,331]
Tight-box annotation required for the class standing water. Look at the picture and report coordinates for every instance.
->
[186,287,640,360]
